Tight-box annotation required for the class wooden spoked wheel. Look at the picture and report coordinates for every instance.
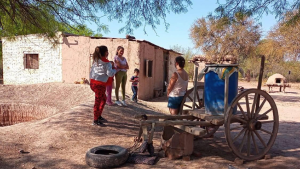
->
[225,89,279,161]
[178,85,204,114]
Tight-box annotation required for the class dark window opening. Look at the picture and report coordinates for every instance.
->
[145,60,153,77]
[275,78,281,83]
[24,54,39,69]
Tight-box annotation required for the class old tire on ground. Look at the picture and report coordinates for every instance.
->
[85,145,129,168]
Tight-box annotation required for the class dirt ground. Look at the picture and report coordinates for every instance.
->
[0,81,300,169]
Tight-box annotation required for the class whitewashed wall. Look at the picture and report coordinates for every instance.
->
[2,34,62,85]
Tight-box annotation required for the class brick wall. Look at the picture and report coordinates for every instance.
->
[2,34,62,85]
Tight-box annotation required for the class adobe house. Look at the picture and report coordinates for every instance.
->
[1,32,181,100]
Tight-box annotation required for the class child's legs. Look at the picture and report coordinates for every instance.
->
[135,87,138,100]
[98,87,107,117]
[106,84,113,103]
[91,83,107,120]
[121,72,127,100]
[115,72,122,101]
[131,86,137,100]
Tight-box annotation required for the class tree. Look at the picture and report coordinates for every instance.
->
[60,24,103,37]
[214,0,300,25]
[189,14,261,62]
[267,11,300,61]
[0,0,192,38]
[252,11,300,82]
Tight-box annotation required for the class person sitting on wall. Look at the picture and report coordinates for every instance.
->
[167,56,189,115]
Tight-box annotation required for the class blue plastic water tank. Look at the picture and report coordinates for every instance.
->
[204,65,238,115]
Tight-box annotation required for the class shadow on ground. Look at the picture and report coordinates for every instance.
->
[0,98,299,169]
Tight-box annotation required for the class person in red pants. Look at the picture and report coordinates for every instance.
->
[90,46,116,126]
[105,53,115,106]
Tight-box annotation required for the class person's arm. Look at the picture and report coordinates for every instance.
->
[110,61,115,68]
[124,62,129,69]
[129,76,135,82]
[114,58,122,68]
[106,62,117,77]
[115,58,129,69]
[167,72,178,97]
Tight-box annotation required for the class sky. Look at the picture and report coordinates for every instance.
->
[88,1,278,54]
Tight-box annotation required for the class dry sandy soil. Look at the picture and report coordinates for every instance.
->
[0,81,299,169]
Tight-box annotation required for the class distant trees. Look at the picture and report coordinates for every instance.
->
[268,11,300,61]
[170,45,195,80]
[256,11,300,81]
[190,9,300,82]
[189,14,261,62]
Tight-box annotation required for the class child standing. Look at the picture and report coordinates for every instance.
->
[129,68,139,102]
[167,56,189,115]
[90,46,116,126]
[105,55,115,106]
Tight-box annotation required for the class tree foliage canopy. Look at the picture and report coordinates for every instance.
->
[240,10,300,82]
[0,0,192,38]
[214,0,300,25]
[190,14,261,62]
[267,11,300,61]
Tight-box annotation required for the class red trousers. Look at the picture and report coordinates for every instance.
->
[90,82,107,121]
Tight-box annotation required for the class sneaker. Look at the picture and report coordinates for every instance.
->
[98,116,108,122]
[115,100,123,106]
[121,100,127,106]
[131,99,135,102]
[92,120,105,126]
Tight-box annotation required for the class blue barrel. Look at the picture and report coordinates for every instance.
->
[204,65,238,115]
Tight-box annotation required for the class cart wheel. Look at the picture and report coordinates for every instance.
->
[225,89,279,161]
[179,85,204,114]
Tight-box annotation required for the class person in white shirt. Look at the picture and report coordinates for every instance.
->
[114,46,129,106]
[167,56,189,115]
[90,46,116,126]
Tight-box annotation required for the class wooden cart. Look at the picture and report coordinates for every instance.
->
[134,56,279,161]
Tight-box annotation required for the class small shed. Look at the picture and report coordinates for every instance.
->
[1,32,181,100]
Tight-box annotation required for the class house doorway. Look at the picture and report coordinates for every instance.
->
[163,52,169,92]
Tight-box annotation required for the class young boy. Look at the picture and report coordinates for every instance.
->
[130,68,139,102]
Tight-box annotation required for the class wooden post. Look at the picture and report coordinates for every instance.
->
[192,67,199,111]
[224,72,229,115]
[256,55,265,111]
[257,55,265,90]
